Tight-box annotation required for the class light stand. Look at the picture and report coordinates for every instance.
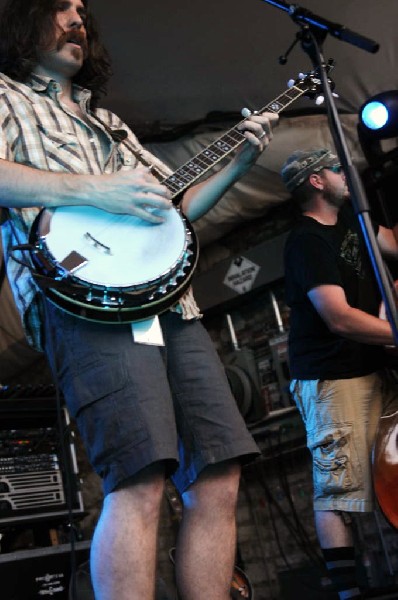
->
[260,0,398,344]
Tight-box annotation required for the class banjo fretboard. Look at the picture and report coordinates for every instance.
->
[163,84,308,199]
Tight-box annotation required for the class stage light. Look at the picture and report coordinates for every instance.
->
[358,90,398,226]
[358,90,398,170]
[359,90,398,139]
[361,101,388,131]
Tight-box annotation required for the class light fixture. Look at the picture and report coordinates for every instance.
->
[361,101,389,131]
[358,91,398,170]
[358,90,398,226]
[359,90,398,139]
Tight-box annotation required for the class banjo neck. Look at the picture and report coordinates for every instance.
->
[162,84,308,202]
[131,82,312,204]
[129,66,332,204]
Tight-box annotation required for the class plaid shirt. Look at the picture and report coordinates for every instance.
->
[0,72,200,351]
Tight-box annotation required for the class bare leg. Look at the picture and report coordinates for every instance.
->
[90,464,165,600]
[174,460,241,600]
[315,510,353,547]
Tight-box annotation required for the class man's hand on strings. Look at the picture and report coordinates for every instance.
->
[95,166,172,223]
[234,111,279,170]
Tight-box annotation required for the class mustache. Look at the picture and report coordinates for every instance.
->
[56,29,88,58]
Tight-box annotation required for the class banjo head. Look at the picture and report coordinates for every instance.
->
[30,205,199,323]
[38,205,190,288]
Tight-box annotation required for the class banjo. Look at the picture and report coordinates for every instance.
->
[29,69,327,324]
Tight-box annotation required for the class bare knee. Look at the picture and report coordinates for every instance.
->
[104,463,165,521]
[182,460,241,518]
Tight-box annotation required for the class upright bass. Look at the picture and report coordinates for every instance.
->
[372,286,398,528]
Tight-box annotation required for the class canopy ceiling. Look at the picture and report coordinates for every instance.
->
[1,0,398,383]
[93,0,397,129]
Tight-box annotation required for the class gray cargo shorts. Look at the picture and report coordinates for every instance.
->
[44,305,259,495]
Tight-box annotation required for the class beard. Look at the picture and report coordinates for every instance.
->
[323,181,349,209]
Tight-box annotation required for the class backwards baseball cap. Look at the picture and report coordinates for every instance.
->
[281,148,340,193]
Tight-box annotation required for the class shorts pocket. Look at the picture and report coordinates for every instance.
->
[62,356,128,417]
[307,422,363,497]
[62,357,148,477]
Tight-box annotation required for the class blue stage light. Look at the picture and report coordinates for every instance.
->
[359,91,398,139]
[361,101,388,130]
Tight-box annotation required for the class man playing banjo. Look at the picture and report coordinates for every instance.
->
[0,0,278,598]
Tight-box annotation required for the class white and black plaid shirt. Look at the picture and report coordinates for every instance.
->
[0,72,200,351]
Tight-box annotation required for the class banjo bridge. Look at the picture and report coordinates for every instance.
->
[84,231,112,255]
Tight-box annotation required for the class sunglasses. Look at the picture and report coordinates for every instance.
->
[326,164,343,174]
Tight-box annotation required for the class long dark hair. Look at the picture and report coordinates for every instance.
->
[0,0,112,106]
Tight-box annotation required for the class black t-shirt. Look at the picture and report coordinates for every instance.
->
[284,202,386,379]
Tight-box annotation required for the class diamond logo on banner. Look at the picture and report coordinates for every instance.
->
[223,256,260,295]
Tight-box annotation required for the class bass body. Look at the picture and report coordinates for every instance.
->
[372,409,398,529]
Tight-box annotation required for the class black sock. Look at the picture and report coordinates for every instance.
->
[322,546,363,599]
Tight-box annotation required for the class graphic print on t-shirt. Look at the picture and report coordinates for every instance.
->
[340,229,364,279]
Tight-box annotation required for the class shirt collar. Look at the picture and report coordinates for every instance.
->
[27,73,91,104]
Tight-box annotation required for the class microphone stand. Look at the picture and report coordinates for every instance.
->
[260,0,398,344]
